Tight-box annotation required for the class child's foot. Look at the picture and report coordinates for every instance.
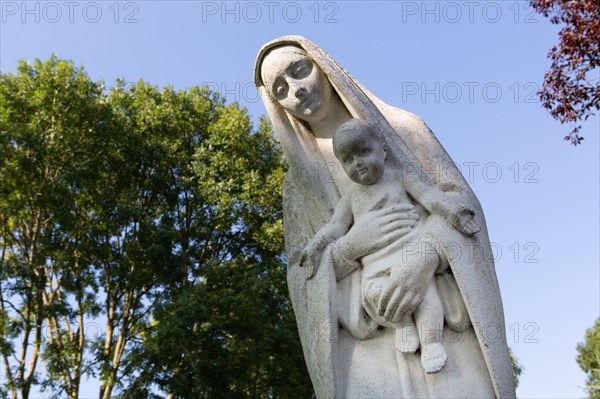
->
[421,343,447,373]
[395,327,419,353]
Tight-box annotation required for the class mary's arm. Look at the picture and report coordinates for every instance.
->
[330,204,420,281]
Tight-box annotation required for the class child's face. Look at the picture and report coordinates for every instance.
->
[336,131,386,185]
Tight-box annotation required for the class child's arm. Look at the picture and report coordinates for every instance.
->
[300,194,353,279]
[399,166,480,236]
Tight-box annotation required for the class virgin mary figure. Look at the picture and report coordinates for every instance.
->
[254,36,515,398]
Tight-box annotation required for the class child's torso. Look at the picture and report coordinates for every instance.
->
[350,169,413,219]
[349,169,424,271]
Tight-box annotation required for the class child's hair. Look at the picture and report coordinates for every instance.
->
[333,119,383,157]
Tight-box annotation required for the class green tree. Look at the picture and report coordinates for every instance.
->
[106,80,313,398]
[1,56,313,398]
[509,347,524,388]
[108,84,312,398]
[577,318,600,399]
[0,56,114,399]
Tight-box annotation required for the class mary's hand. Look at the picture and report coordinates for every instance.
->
[338,204,419,261]
[377,265,430,322]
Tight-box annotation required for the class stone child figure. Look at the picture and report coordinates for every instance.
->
[300,119,480,373]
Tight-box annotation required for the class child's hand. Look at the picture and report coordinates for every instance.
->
[300,240,322,280]
[454,208,480,236]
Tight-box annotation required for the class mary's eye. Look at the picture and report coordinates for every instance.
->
[272,78,288,100]
[288,59,312,79]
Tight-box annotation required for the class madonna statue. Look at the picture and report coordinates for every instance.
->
[255,36,515,398]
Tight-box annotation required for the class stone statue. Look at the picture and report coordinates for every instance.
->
[254,36,516,398]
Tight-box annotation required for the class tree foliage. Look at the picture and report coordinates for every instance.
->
[530,0,600,145]
[1,56,113,399]
[0,56,313,398]
[577,318,600,399]
[508,347,524,388]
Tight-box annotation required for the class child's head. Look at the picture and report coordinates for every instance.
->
[333,119,386,185]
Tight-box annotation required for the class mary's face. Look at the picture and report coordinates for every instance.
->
[260,46,335,122]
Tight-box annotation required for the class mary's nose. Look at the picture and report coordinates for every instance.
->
[294,87,308,100]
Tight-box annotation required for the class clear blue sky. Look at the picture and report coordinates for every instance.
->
[2,1,599,398]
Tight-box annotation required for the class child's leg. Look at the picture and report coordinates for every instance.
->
[395,315,419,353]
[414,280,447,373]
[382,237,441,324]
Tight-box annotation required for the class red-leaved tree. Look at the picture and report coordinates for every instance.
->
[531,0,599,145]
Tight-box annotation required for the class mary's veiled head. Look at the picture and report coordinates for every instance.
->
[259,45,339,124]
